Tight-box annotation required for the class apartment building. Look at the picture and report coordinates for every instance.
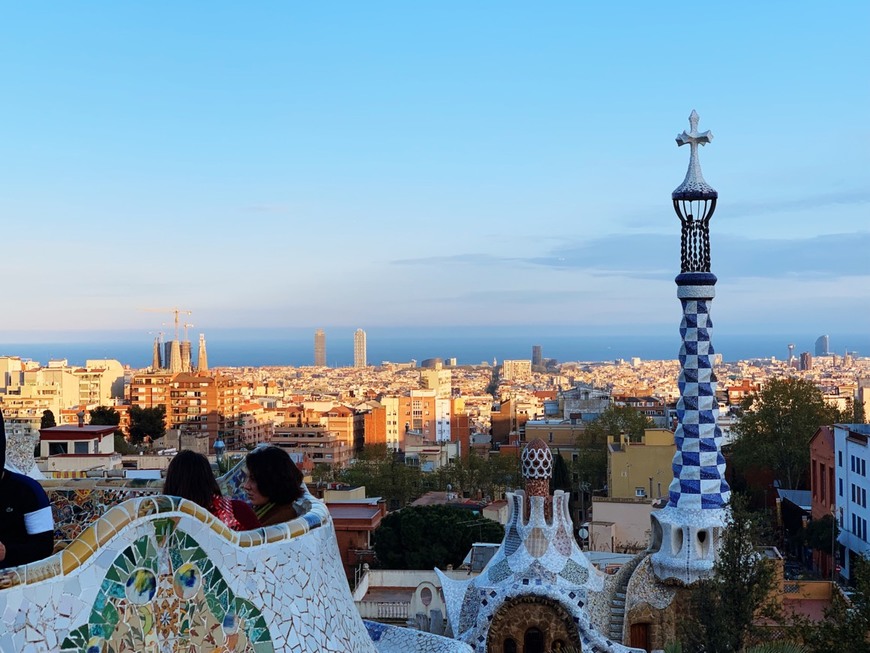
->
[130,371,243,449]
[835,424,870,581]
[272,424,351,469]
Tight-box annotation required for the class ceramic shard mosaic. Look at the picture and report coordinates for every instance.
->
[60,523,274,653]
[0,456,464,653]
[437,450,644,653]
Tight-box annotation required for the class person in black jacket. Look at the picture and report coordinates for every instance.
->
[0,410,54,569]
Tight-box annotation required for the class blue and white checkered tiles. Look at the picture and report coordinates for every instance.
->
[669,297,730,510]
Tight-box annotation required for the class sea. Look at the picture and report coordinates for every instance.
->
[0,328,866,369]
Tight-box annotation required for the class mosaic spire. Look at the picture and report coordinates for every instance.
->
[650,111,730,585]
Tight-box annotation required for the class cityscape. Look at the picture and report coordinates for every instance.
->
[1,3,869,653]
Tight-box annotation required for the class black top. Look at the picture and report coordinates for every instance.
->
[0,469,55,569]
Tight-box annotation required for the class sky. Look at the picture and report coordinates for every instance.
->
[0,2,868,341]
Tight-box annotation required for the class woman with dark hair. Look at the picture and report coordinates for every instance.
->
[243,446,305,526]
[163,450,260,531]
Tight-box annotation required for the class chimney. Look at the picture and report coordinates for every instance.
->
[77,410,86,428]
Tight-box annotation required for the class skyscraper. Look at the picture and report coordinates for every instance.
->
[314,329,326,367]
[815,335,830,357]
[531,345,543,369]
[354,329,366,368]
[650,111,730,585]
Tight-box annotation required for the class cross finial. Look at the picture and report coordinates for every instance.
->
[676,110,713,151]
[672,110,717,201]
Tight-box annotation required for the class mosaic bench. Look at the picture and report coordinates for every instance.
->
[1,462,471,653]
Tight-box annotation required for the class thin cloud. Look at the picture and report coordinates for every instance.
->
[620,188,870,229]
[392,253,513,266]
[526,232,870,280]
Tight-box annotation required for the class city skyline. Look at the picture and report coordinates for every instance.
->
[1,3,867,338]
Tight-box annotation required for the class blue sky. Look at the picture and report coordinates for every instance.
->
[0,2,867,340]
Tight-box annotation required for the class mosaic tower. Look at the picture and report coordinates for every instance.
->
[438,438,642,652]
[649,111,731,584]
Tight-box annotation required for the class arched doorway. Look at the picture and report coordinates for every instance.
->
[486,595,581,653]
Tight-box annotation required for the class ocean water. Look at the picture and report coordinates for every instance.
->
[0,330,866,369]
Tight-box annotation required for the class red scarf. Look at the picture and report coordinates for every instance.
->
[210,495,242,531]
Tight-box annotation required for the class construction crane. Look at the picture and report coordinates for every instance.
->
[182,323,195,342]
[140,307,192,342]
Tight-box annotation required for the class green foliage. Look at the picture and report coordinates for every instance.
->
[730,378,845,489]
[743,644,808,653]
[89,406,121,427]
[89,405,125,439]
[551,451,572,494]
[312,463,336,484]
[800,514,838,556]
[40,409,56,429]
[128,405,166,445]
[339,456,422,509]
[573,405,655,490]
[337,448,521,511]
[799,555,870,653]
[435,451,522,501]
[373,505,503,569]
[113,433,138,455]
[682,495,780,653]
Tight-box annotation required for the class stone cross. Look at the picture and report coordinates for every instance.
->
[676,109,713,156]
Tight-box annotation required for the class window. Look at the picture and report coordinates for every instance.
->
[840,478,844,496]
[839,451,843,467]
[635,487,647,497]
[74,441,89,454]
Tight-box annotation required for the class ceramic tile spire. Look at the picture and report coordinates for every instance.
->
[650,111,730,585]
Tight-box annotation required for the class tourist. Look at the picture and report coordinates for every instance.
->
[243,446,305,526]
[0,411,55,569]
[163,450,260,531]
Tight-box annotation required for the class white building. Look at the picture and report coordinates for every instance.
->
[835,424,870,580]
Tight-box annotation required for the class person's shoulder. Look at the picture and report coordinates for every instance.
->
[230,499,261,529]
[5,470,50,505]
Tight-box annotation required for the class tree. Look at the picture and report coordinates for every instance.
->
[373,505,503,569]
[339,455,422,510]
[573,405,655,491]
[89,406,121,429]
[800,555,870,653]
[128,405,166,445]
[801,514,838,558]
[730,378,845,489]
[40,409,56,429]
[681,495,782,653]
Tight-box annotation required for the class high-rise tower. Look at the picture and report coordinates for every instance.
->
[314,329,326,367]
[197,333,209,373]
[354,329,367,368]
[815,334,830,357]
[531,344,543,370]
[649,111,730,585]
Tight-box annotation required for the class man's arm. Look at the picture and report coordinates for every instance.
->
[0,476,55,568]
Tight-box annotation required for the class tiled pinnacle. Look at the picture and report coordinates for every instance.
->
[668,281,730,510]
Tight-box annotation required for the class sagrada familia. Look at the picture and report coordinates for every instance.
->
[1,112,732,653]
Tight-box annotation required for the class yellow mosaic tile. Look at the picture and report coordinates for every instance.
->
[0,568,22,591]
